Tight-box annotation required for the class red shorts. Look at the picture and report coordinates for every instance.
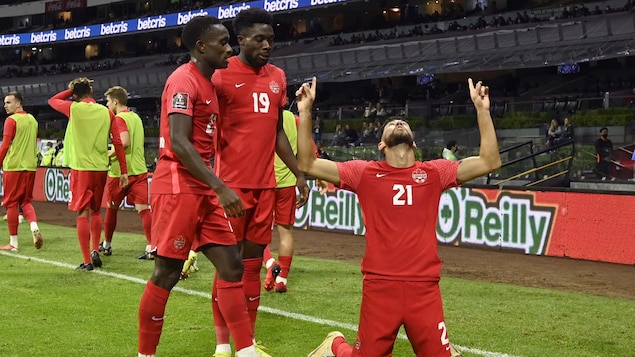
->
[274,186,296,225]
[68,170,107,212]
[353,279,451,357]
[105,173,149,207]
[228,188,275,245]
[150,193,235,260]
[1,171,35,207]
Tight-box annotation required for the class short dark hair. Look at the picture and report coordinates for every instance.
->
[181,16,222,51]
[446,140,457,149]
[6,91,23,105]
[232,8,273,36]
[104,86,128,106]
[73,82,92,97]
[600,127,608,132]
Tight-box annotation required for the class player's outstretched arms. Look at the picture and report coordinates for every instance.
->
[168,113,245,217]
[456,78,502,183]
[296,77,340,185]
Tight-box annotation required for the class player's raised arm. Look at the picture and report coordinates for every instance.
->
[456,78,502,183]
[296,77,340,185]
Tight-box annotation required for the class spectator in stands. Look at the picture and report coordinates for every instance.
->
[343,124,360,146]
[362,122,376,144]
[363,102,376,119]
[595,127,614,179]
[375,103,387,119]
[332,123,346,146]
[313,115,323,143]
[442,140,459,161]
[546,119,562,147]
[562,117,574,141]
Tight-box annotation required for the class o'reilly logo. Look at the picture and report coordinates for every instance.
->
[437,188,555,254]
[44,168,70,202]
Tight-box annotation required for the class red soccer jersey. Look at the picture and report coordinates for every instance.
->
[336,159,460,281]
[212,56,287,189]
[152,61,220,195]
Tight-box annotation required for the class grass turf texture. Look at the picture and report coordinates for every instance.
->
[0,223,634,356]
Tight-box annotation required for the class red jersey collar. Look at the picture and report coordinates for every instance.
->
[187,60,212,82]
[14,110,27,114]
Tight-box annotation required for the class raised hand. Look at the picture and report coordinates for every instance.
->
[468,78,490,111]
[295,76,317,112]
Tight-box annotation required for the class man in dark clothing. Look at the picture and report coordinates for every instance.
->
[595,127,613,179]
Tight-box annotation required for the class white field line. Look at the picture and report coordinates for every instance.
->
[1,251,522,357]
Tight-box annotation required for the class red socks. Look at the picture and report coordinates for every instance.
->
[21,203,36,223]
[104,207,117,243]
[90,211,102,252]
[212,273,230,345]
[278,255,293,279]
[76,216,90,264]
[333,336,352,357]
[242,258,263,332]
[216,279,254,351]
[6,205,18,235]
[139,209,152,244]
[138,281,170,355]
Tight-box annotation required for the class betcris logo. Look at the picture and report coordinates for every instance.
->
[101,22,128,35]
[177,10,208,25]
[31,31,57,43]
[264,0,299,11]
[218,3,250,20]
[64,27,91,40]
[137,15,167,30]
[310,0,346,4]
[0,34,20,46]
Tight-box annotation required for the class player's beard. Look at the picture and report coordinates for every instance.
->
[384,131,414,148]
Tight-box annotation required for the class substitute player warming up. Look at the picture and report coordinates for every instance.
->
[0,91,43,251]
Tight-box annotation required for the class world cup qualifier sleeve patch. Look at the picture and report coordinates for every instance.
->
[172,93,189,110]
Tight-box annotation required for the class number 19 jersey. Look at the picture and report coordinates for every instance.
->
[212,56,287,189]
[336,159,460,282]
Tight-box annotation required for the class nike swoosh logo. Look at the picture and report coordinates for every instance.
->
[205,100,212,104]
[151,316,164,321]
[445,346,450,351]
[248,296,260,301]
[235,83,246,88]
[376,173,387,177]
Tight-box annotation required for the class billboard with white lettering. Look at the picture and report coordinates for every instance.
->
[0,0,349,47]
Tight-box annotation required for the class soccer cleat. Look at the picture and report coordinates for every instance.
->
[137,251,154,260]
[263,263,281,292]
[91,250,103,268]
[254,342,272,357]
[32,230,43,249]
[212,353,231,357]
[274,281,288,293]
[449,343,463,357]
[180,250,199,280]
[0,244,18,251]
[307,331,345,357]
[98,242,112,256]
[18,215,24,224]
[76,263,94,271]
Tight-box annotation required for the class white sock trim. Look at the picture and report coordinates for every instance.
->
[215,344,232,354]
[9,235,18,248]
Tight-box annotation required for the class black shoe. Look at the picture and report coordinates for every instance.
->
[91,251,102,268]
[76,263,94,271]
[137,251,155,260]
[271,264,281,279]
[98,242,112,256]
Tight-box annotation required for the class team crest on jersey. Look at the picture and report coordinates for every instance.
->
[412,168,428,184]
[172,93,188,110]
[269,80,281,94]
[173,235,186,250]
